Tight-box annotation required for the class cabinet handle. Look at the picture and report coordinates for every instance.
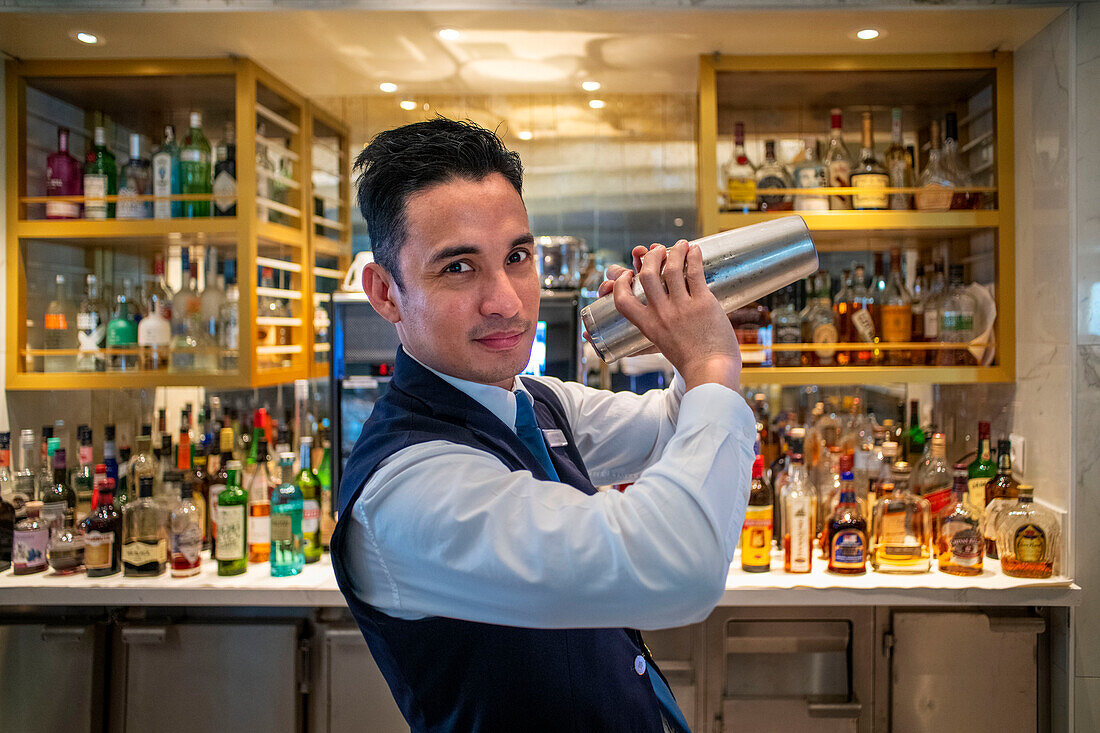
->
[806,699,862,719]
[121,626,168,645]
[40,625,88,642]
[986,616,1046,634]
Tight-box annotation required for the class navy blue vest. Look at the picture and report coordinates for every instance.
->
[331,347,676,732]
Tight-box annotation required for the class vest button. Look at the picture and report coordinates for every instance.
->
[634,654,646,675]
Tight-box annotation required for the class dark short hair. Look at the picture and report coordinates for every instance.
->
[354,118,524,289]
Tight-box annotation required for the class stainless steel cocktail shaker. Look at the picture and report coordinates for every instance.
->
[581,216,819,363]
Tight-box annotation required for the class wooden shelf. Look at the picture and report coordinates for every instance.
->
[739,365,1012,386]
[14,217,238,241]
[5,371,253,390]
[716,209,1000,234]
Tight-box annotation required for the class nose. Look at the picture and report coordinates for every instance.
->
[479,265,523,319]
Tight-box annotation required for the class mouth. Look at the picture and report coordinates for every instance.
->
[474,330,526,351]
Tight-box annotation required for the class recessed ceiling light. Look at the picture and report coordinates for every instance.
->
[581,81,601,92]
[400,100,417,111]
[856,28,880,40]
[517,130,533,141]
[379,82,398,93]
[438,28,461,41]
[74,31,100,45]
[589,99,606,109]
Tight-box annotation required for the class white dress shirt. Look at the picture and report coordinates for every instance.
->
[343,360,757,631]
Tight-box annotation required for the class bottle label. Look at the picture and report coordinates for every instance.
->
[107,319,138,348]
[152,152,173,219]
[13,528,48,569]
[171,526,202,565]
[84,174,108,219]
[941,312,975,337]
[1014,523,1046,563]
[966,478,988,509]
[756,175,788,209]
[851,172,889,209]
[117,185,144,220]
[916,184,952,212]
[213,170,237,213]
[83,530,115,570]
[852,308,876,342]
[40,501,67,534]
[831,530,866,568]
[740,506,772,568]
[179,149,207,164]
[946,524,982,566]
[249,512,270,545]
[270,513,293,543]
[44,313,68,331]
[827,160,851,208]
[79,445,94,466]
[812,323,838,359]
[123,539,167,566]
[881,305,911,343]
[924,308,940,339]
[302,499,320,533]
[924,487,954,516]
[215,505,246,560]
[775,324,800,344]
[46,197,81,219]
[726,178,757,208]
[786,497,813,572]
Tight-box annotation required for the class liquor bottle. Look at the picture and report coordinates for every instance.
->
[43,274,78,372]
[257,267,292,366]
[826,472,867,575]
[37,427,55,498]
[169,248,203,372]
[983,493,1013,561]
[45,126,83,219]
[850,265,876,365]
[996,485,1059,579]
[985,439,1020,506]
[40,447,76,538]
[802,274,839,367]
[915,432,953,517]
[921,261,946,365]
[771,286,801,368]
[0,431,12,504]
[248,435,273,564]
[180,112,212,218]
[152,124,181,219]
[76,274,107,372]
[101,423,118,486]
[218,259,240,372]
[117,133,152,219]
[870,462,932,573]
[740,455,773,573]
[866,253,887,364]
[256,124,277,222]
[191,448,211,551]
[0,487,12,571]
[216,459,249,576]
[200,248,225,343]
[935,264,978,367]
[209,427,235,541]
[915,119,954,212]
[966,422,997,512]
[114,446,132,512]
[885,108,913,210]
[850,111,889,210]
[175,413,205,551]
[832,269,855,366]
[106,280,139,371]
[131,424,158,498]
[791,138,828,211]
[138,258,172,372]
[271,452,305,576]
[272,137,295,225]
[943,112,979,210]
[213,121,237,216]
[13,501,49,575]
[298,436,323,563]
[824,108,852,210]
[79,467,122,577]
[13,429,38,511]
[71,425,95,520]
[123,475,167,577]
[905,400,926,462]
[722,122,756,213]
[83,125,117,219]
[728,301,770,367]
[755,140,792,212]
[881,248,912,365]
[782,430,816,574]
[161,471,202,578]
[318,422,334,547]
[937,464,983,576]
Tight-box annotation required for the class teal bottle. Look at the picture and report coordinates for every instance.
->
[179,111,212,218]
[270,452,303,576]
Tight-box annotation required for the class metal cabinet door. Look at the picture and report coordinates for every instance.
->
[0,623,104,732]
[310,626,409,733]
[114,622,301,733]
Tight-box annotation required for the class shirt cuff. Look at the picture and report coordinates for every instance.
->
[677,382,757,446]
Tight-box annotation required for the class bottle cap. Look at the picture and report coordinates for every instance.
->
[752,455,764,478]
[104,424,116,440]
[1018,484,1034,498]
[839,454,853,473]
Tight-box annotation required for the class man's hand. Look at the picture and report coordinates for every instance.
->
[595,240,741,392]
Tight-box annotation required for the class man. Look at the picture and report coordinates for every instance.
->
[331,118,756,733]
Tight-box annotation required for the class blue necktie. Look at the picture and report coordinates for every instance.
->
[647,663,691,732]
[513,391,560,481]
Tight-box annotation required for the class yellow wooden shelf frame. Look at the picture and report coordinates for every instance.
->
[3,56,351,390]
[697,52,1015,386]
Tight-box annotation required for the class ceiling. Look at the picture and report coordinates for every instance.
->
[0,7,1064,98]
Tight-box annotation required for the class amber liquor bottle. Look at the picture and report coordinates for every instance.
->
[826,472,867,575]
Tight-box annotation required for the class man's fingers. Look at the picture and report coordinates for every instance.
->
[632,243,659,273]
[663,240,689,299]
[685,244,708,296]
[611,270,645,325]
[635,245,669,307]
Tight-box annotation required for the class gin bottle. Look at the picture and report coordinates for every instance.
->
[43,274,78,372]
[755,140,792,212]
[76,274,106,372]
[117,133,152,219]
[791,138,828,211]
[123,476,167,577]
[151,124,181,219]
[163,470,202,577]
[213,121,237,216]
[138,258,172,371]
[83,125,117,220]
[45,127,83,219]
[271,452,304,576]
[106,280,139,371]
[180,112,212,218]
[297,437,323,563]
[824,108,852,210]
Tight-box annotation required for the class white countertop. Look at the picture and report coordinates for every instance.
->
[0,551,1078,608]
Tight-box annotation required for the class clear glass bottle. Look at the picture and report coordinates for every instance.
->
[740,455,773,573]
[47,528,84,575]
[920,260,946,365]
[850,111,889,210]
[256,123,277,222]
[37,429,56,500]
[867,252,888,365]
[169,247,202,372]
[943,112,979,210]
[792,137,828,211]
[870,461,932,573]
[162,470,202,578]
[180,111,212,218]
[824,108,852,210]
[884,108,913,210]
[218,258,240,372]
[936,264,978,367]
[138,258,172,373]
[881,248,912,365]
[755,140,792,212]
[71,425,95,521]
[216,459,249,576]
[722,121,756,212]
[13,501,49,574]
[850,264,876,365]
[123,475,167,577]
[45,126,83,220]
[117,133,152,219]
[43,274,78,372]
[199,248,225,352]
[79,468,122,577]
[937,463,983,575]
[782,429,816,574]
[13,429,38,510]
[76,274,107,372]
[800,273,838,367]
[247,435,273,564]
[106,280,139,371]
[152,124,181,219]
[771,285,802,368]
[996,485,1059,579]
[915,119,954,212]
[271,452,304,577]
[130,424,158,499]
[213,121,237,217]
[297,437,323,564]
[915,433,953,523]
[832,269,855,366]
[83,125,117,220]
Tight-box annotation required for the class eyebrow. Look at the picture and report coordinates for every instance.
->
[426,234,535,266]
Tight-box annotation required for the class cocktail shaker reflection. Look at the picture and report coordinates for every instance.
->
[581,216,819,363]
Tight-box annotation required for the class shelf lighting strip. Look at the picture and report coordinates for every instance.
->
[255,316,303,327]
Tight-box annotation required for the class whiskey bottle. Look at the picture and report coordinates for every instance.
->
[826,472,867,575]
[937,464,983,576]
[985,439,1020,504]
[850,111,889,210]
[915,119,954,212]
[966,422,997,512]
[996,485,1059,579]
[824,108,852,210]
[881,248,912,365]
[885,108,913,210]
[741,455,773,573]
[870,462,932,573]
[122,475,168,577]
[722,122,757,212]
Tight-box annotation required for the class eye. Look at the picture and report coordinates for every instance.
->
[508,248,530,264]
[443,261,473,274]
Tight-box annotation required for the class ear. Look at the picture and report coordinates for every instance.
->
[362,262,402,324]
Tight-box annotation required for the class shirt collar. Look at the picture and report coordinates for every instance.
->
[404,351,527,433]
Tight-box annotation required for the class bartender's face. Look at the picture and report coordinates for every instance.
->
[380,173,539,389]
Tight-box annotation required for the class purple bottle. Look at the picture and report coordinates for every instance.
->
[46,127,83,219]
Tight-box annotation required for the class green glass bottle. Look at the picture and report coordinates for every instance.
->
[40,445,77,535]
[215,459,248,576]
[966,421,997,512]
[83,125,118,219]
[113,446,132,513]
[179,111,212,218]
[105,280,139,372]
[317,421,333,548]
[297,437,322,563]
[270,452,304,577]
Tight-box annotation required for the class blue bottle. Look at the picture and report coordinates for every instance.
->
[270,452,304,576]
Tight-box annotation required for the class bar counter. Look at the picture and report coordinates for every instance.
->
[0,552,1078,609]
